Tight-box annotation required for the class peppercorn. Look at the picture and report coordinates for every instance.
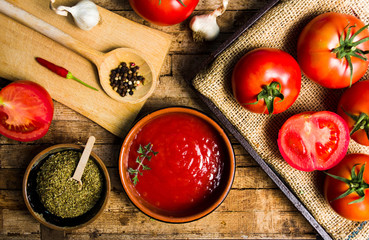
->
[109,62,145,97]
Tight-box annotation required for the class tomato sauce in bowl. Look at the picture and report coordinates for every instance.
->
[119,107,235,223]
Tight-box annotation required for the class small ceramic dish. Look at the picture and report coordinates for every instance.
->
[98,48,156,104]
[119,107,235,223]
[23,144,111,231]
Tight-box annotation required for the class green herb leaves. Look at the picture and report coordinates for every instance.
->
[128,143,158,185]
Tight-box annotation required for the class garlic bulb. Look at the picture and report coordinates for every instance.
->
[189,0,229,41]
[50,0,100,31]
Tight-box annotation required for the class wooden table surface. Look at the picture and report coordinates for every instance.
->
[0,0,320,239]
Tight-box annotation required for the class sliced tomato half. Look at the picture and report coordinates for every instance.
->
[0,80,54,142]
[277,111,350,171]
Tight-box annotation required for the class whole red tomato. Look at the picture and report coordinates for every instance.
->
[129,0,199,26]
[337,80,369,146]
[278,111,349,171]
[297,12,369,89]
[324,154,369,221]
[231,48,301,114]
[0,80,54,142]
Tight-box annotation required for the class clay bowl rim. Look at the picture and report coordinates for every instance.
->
[118,106,236,223]
[22,143,111,231]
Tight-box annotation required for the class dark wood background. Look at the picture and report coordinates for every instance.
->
[0,0,319,239]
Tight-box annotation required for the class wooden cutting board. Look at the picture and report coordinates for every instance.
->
[0,0,172,137]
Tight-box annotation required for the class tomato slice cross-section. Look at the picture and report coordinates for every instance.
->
[277,111,349,171]
[0,80,54,142]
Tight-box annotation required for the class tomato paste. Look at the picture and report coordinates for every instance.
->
[127,112,227,213]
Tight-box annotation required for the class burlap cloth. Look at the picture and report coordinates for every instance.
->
[192,0,369,239]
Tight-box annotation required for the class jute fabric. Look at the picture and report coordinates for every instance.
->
[193,0,369,239]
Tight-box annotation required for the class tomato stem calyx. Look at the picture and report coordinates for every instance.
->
[245,81,284,114]
[331,24,369,87]
[341,107,369,141]
[325,163,369,205]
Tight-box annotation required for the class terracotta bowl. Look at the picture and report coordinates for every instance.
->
[119,107,235,223]
[22,144,111,231]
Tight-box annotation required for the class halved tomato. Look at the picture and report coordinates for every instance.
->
[0,80,54,142]
[277,111,350,171]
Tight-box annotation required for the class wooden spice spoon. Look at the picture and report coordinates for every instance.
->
[0,0,156,104]
[70,136,96,189]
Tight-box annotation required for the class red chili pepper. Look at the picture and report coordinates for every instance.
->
[35,57,98,91]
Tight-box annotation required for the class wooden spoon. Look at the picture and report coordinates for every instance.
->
[70,136,96,189]
[0,0,156,104]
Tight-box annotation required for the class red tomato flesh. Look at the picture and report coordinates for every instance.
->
[278,111,349,171]
[127,112,227,213]
[0,80,53,142]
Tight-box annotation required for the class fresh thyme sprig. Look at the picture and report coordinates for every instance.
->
[128,143,158,185]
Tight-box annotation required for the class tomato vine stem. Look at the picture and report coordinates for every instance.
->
[341,107,369,141]
[244,81,284,115]
[325,163,369,204]
[331,24,369,87]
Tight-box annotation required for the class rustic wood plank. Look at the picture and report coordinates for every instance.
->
[40,225,65,240]
[1,210,40,235]
[66,233,316,240]
[0,235,41,240]
[1,189,315,238]
[0,209,3,233]
[73,208,314,238]
[0,190,25,210]
[0,169,24,189]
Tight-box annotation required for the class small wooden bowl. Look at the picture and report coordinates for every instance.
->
[119,107,235,223]
[98,48,156,104]
[22,144,111,231]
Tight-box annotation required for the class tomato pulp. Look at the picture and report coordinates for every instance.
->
[0,80,53,142]
[127,112,227,213]
[278,111,350,171]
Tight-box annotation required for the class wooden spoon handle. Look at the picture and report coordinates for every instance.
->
[0,0,104,65]
[72,136,96,182]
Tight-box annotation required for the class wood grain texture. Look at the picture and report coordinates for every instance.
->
[0,0,319,239]
[0,0,171,137]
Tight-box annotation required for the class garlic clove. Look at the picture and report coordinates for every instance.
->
[190,15,220,41]
[70,1,100,31]
[50,0,100,31]
[189,0,228,42]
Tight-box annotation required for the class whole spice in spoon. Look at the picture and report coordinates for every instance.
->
[36,57,98,91]
[50,0,100,31]
[189,0,229,41]
[109,62,145,97]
